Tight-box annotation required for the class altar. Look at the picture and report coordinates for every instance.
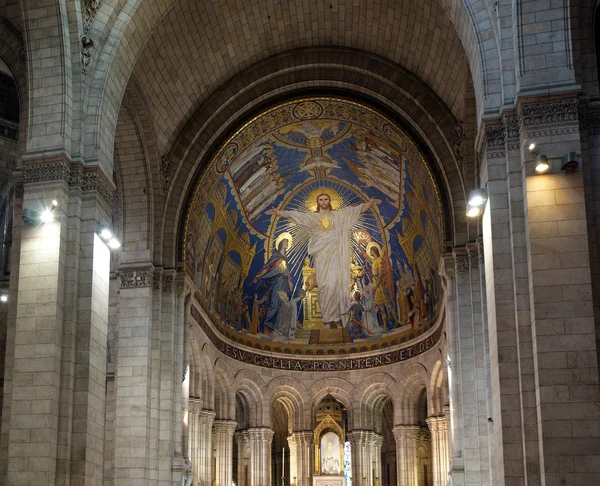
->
[313,475,346,486]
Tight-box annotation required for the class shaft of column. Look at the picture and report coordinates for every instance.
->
[213,419,237,486]
[198,410,215,485]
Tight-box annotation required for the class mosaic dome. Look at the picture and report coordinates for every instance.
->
[184,98,444,368]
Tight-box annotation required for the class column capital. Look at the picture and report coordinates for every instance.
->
[212,419,237,435]
[392,424,420,441]
[289,430,313,443]
[247,427,274,443]
[198,409,216,426]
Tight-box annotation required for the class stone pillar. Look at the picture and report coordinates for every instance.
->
[441,254,465,485]
[289,430,312,486]
[248,427,274,486]
[392,425,419,486]
[187,398,199,483]
[235,430,250,486]
[370,432,383,484]
[5,168,113,485]
[212,419,236,486]
[427,416,449,486]
[197,409,215,486]
[519,99,600,484]
[349,429,377,485]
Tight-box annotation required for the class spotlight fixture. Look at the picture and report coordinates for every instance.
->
[100,227,113,240]
[22,199,59,225]
[534,154,550,174]
[528,143,536,152]
[466,188,487,218]
[107,238,121,249]
[0,293,8,303]
[561,152,579,172]
[97,224,121,250]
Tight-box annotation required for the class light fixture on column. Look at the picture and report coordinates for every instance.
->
[534,154,550,174]
[97,224,121,249]
[0,293,8,303]
[561,152,580,172]
[466,188,487,218]
[22,199,58,225]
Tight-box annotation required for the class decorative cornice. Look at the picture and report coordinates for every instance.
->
[21,159,115,206]
[519,99,579,127]
[484,125,506,148]
[190,304,443,371]
[455,254,469,273]
[118,270,153,289]
[580,112,600,137]
[505,116,521,140]
[523,125,579,140]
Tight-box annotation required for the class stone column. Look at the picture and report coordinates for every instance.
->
[370,432,383,484]
[248,427,274,486]
[289,430,312,486]
[187,398,200,483]
[212,419,237,486]
[197,409,215,486]
[426,416,449,486]
[392,425,419,486]
[519,99,600,484]
[349,429,376,485]
[235,430,250,486]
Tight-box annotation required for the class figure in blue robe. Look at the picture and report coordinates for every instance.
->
[253,237,292,334]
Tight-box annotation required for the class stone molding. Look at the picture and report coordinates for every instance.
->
[477,124,505,167]
[519,99,579,127]
[119,267,177,290]
[20,157,115,205]
[580,111,600,137]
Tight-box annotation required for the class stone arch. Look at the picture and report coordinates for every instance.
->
[85,0,498,183]
[213,362,235,419]
[310,378,356,430]
[429,355,447,416]
[573,0,600,96]
[397,363,431,425]
[113,90,155,260]
[189,328,215,409]
[163,48,478,275]
[267,377,311,432]
[233,369,268,427]
[354,373,398,432]
[0,16,27,157]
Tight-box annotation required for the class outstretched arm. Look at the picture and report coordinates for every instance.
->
[266,208,288,217]
[361,198,382,213]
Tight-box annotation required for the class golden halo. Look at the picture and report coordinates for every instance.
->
[275,232,293,250]
[305,187,342,212]
[366,242,382,260]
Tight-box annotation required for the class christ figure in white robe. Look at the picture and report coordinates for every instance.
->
[267,193,381,327]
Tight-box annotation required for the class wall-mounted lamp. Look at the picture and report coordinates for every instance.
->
[22,199,58,225]
[534,154,550,174]
[0,293,8,303]
[561,152,580,172]
[97,224,121,249]
[466,188,487,217]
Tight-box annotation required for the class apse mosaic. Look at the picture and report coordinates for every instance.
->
[184,98,444,355]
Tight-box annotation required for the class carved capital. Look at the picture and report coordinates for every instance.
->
[519,99,579,127]
[118,269,153,289]
[455,254,469,273]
